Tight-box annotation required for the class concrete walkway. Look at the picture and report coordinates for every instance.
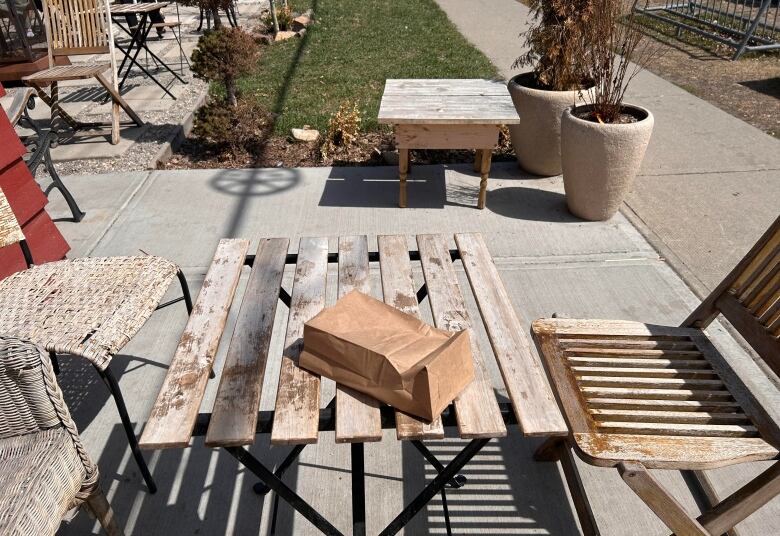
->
[46,164,779,535]
[434,0,780,296]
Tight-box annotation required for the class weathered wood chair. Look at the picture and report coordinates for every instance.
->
[531,216,780,535]
[21,0,143,145]
[0,335,123,535]
[0,186,193,494]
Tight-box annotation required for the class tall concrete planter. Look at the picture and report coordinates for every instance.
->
[507,72,591,177]
[561,104,654,221]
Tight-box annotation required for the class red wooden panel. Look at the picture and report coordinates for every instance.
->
[0,159,48,225]
[0,107,26,171]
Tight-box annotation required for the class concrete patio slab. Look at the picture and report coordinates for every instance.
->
[46,165,779,535]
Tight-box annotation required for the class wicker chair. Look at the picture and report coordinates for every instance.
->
[0,335,123,535]
[0,186,193,494]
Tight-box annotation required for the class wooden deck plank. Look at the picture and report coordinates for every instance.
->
[416,234,506,439]
[270,237,328,445]
[377,235,445,441]
[205,238,290,447]
[335,235,383,443]
[455,233,568,437]
[139,239,250,449]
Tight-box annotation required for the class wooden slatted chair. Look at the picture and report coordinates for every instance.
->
[531,216,780,536]
[22,0,143,145]
[0,186,193,494]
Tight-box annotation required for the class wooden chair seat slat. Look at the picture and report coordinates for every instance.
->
[595,421,759,438]
[377,235,445,441]
[581,386,735,400]
[571,366,719,379]
[454,233,567,437]
[568,357,710,369]
[590,408,750,424]
[586,398,742,411]
[576,376,725,390]
[205,238,289,448]
[24,64,110,82]
[563,347,703,358]
[139,238,250,449]
[335,235,383,444]
[558,338,699,350]
[416,234,506,439]
[271,237,328,446]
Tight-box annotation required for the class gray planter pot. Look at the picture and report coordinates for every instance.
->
[507,72,592,177]
[561,103,654,221]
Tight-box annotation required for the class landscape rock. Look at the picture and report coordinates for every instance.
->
[275,30,297,42]
[291,127,320,142]
[291,14,311,32]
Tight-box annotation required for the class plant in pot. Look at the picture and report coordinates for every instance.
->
[561,0,656,221]
[509,0,594,176]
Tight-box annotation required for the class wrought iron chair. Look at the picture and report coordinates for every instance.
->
[531,216,780,535]
[1,86,85,222]
[0,186,193,494]
[21,0,144,144]
[0,335,123,535]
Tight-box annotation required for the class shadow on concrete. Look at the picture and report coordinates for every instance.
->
[486,186,581,222]
[320,166,448,209]
[208,168,302,238]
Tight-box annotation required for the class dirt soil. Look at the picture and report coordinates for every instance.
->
[164,127,517,169]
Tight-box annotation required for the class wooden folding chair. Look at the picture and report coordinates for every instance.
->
[531,216,780,536]
[22,0,143,144]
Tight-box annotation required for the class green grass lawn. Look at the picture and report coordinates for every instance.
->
[238,0,499,133]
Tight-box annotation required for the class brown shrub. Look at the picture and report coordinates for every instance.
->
[193,98,272,154]
[321,101,362,158]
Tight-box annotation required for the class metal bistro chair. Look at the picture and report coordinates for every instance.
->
[0,186,194,494]
[1,86,85,222]
[531,216,780,536]
[22,0,144,145]
[0,335,123,535]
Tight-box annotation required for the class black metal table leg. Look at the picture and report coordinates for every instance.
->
[379,438,490,536]
[253,443,308,495]
[225,446,344,536]
[410,440,467,488]
[351,443,366,536]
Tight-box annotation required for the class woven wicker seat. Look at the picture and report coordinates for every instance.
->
[0,336,122,535]
[0,187,193,493]
[0,256,179,371]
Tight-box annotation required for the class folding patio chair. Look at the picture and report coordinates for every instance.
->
[1,87,85,222]
[531,216,780,535]
[0,186,193,494]
[0,335,123,535]
[21,0,144,145]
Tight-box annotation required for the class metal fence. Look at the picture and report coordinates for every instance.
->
[634,0,780,59]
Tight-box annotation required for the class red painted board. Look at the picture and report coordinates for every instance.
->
[0,210,69,278]
[0,159,48,225]
[0,106,26,170]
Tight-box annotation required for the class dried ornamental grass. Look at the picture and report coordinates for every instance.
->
[321,101,362,158]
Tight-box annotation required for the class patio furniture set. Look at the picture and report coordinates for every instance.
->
[1,159,777,534]
[15,0,187,145]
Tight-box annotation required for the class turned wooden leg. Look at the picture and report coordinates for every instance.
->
[85,489,124,536]
[399,147,409,208]
[477,147,492,209]
[474,149,482,172]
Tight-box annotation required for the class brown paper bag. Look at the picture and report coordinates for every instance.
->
[299,290,474,421]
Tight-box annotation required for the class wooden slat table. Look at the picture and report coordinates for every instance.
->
[378,79,521,209]
[139,233,565,536]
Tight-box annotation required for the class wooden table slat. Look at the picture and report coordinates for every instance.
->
[139,238,250,449]
[378,95,520,125]
[205,238,290,447]
[416,234,506,438]
[335,235,383,443]
[378,235,446,441]
[270,237,329,445]
[455,233,568,437]
[383,79,511,96]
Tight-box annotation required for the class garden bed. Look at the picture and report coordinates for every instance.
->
[166,0,509,169]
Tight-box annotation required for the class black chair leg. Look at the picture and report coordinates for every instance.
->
[44,139,85,222]
[49,351,60,374]
[96,364,158,493]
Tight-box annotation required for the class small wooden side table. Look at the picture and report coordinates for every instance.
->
[378,79,520,209]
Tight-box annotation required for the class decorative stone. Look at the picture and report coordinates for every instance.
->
[291,14,311,32]
[291,128,320,142]
[274,31,297,41]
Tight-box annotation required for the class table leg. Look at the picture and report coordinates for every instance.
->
[478,148,492,209]
[399,147,409,208]
[352,443,366,536]
[474,149,482,172]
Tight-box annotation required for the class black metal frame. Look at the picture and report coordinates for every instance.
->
[186,247,515,534]
[17,97,85,222]
[110,9,188,101]
[48,268,194,494]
